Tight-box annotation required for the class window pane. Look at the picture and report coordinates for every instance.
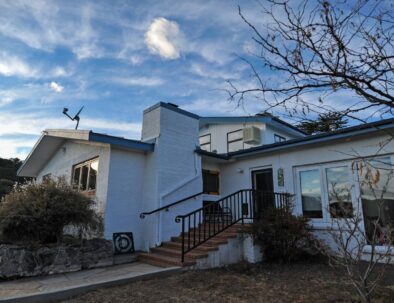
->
[300,169,323,218]
[326,166,353,218]
[228,140,243,152]
[73,167,81,189]
[200,143,211,152]
[88,161,98,190]
[361,157,394,245]
[203,171,219,194]
[274,134,286,142]
[228,130,243,142]
[80,165,89,191]
[199,135,210,145]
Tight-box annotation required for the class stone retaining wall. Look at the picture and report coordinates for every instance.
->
[0,239,114,279]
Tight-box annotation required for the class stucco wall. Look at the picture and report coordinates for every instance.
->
[199,122,298,154]
[215,132,394,229]
[36,140,111,213]
[103,148,146,250]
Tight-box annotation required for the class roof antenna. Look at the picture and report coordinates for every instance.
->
[62,106,84,130]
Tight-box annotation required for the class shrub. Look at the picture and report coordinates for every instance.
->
[252,204,313,263]
[0,177,103,244]
[0,179,15,200]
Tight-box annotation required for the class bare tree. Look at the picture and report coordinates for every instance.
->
[316,159,393,303]
[230,0,394,122]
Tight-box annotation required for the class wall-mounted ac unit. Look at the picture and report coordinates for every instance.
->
[243,126,261,145]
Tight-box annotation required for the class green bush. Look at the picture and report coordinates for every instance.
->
[252,205,313,263]
[0,178,103,244]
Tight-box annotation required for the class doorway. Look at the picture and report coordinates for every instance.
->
[252,168,274,217]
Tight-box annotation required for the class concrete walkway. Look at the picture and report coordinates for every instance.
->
[0,262,181,303]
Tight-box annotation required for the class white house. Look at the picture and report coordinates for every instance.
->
[18,102,394,267]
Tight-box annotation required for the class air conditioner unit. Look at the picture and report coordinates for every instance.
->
[243,126,261,145]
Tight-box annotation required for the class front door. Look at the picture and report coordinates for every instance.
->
[252,168,274,217]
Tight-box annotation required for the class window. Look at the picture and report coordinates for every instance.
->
[274,134,286,143]
[299,169,323,218]
[360,157,394,245]
[326,166,353,218]
[72,158,99,193]
[199,134,211,152]
[203,170,220,195]
[227,129,243,152]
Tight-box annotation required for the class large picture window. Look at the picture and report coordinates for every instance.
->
[199,134,211,152]
[360,157,394,245]
[326,166,353,218]
[203,170,220,195]
[72,158,99,193]
[227,129,243,152]
[299,169,323,218]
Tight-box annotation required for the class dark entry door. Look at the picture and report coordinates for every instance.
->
[252,168,274,217]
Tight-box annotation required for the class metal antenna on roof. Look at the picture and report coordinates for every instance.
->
[62,106,84,130]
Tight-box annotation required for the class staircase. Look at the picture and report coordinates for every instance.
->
[139,223,244,267]
[139,189,290,268]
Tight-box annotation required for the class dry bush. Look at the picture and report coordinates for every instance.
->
[252,204,314,263]
[0,177,102,244]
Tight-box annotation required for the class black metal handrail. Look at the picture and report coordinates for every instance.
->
[140,191,205,219]
[175,189,291,262]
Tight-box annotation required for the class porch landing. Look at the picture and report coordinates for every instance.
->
[0,262,181,303]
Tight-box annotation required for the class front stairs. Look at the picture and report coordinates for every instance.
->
[138,223,245,267]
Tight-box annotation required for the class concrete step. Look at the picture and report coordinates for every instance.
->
[150,247,208,259]
[171,235,232,245]
[139,252,195,268]
[161,241,219,252]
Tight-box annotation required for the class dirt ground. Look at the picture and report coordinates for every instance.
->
[62,260,394,303]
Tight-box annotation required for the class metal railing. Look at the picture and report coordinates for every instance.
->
[140,191,204,219]
[175,189,291,262]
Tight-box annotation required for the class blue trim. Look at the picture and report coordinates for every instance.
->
[89,132,154,152]
[144,102,200,120]
[195,148,230,160]
[197,118,394,159]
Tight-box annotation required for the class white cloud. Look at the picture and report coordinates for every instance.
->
[49,81,64,93]
[113,76,164,87]
[0,52,38,78]
[145,18,184,60]
[0,2,103,60]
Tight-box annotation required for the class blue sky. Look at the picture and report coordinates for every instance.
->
[0,1,384,159]
[0,0,275,159]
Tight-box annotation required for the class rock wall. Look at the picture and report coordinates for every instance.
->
[0,239,113,279]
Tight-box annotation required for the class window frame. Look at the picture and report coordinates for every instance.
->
[356,156,394,246]
[199,134,211,152]
[72,157,99,195]
[274,134,286,143]
[295,161,357,224]
[227,129,244,153]
[202,169,220,195]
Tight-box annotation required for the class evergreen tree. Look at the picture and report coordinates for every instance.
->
[297,112,348,135]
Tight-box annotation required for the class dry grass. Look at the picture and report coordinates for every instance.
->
[63,260,394,303]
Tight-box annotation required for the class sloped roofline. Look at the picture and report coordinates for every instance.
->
[17,129,154,177]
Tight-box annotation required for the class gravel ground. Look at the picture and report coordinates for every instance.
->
[62,260,394,303]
